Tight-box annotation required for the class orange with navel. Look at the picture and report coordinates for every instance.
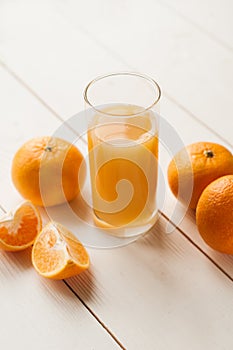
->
[11,136,85,207]
[196,175,233,254]
[167,142,233,209]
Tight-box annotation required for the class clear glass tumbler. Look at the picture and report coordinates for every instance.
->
[84,72,161,237]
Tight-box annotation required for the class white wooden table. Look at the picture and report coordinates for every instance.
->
[0,1,233,349]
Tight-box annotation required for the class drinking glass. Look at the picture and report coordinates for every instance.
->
[84,72,161,237]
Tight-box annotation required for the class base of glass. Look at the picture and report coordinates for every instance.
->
[93,209,159,238]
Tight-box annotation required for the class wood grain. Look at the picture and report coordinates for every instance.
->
[0,2,233,349]
[0,0,232,281]
[0,247,122,350]
[67,216,233,349]
[55,0,233,142]
[0,68,122,350]
[159,0,233,50]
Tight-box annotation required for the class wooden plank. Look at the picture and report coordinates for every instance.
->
[0,1,125,118]
[0,65,61,211]
[2,55,233,281]
[1,1,232,142]
[0,0,233,141]
[67,216,233,350]
[0,67,122,350]
[0,246,121,350]
[0,3,233,349]
[0,2,232,274]
[159,0,233,50]
[55,0,233,142]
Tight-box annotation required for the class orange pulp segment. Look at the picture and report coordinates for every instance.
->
[32,221,89,279]
[0,201,42,251]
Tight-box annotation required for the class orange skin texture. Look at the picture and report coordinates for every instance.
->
[11,136,85,207]
[167,142,233,209]
[196,175,233,254]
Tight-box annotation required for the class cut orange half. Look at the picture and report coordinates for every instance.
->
[0,201,42,251]
[32,221,90,279]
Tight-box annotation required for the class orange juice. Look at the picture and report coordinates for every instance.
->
[88,104,158,231]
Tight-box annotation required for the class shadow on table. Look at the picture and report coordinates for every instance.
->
[1,246,33,271]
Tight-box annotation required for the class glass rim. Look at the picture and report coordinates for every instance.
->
[83,72,161,116]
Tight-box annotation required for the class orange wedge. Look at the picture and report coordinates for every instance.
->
[0,201,42,251]
[32,221,89,279]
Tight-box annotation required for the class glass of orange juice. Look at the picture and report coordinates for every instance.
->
[84,72,161,237]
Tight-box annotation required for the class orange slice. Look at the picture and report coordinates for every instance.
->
[0,201,42,251]
[32,221,89,279]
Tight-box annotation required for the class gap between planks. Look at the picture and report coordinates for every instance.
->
[63,280,126,350]
[0,200,125,349]
[56,9,233,149]
[159,211,233,283]
[0,59,232,284]
[156,0,233,52]
[0,56,232,151]
[1,57,233,348]
[0,60,81,141]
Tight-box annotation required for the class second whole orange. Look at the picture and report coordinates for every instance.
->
[167,142,233,209]
[11,136,85,207]
[196,175,233,254]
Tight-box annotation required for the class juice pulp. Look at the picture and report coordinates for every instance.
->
[88,104,158,228]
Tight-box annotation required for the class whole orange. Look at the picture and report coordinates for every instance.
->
[167,142,233,209]
[12,136,85,207]
[196,175,233,254]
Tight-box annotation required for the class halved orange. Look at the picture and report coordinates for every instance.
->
[0,201,42,251]
[32,221,89,279]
